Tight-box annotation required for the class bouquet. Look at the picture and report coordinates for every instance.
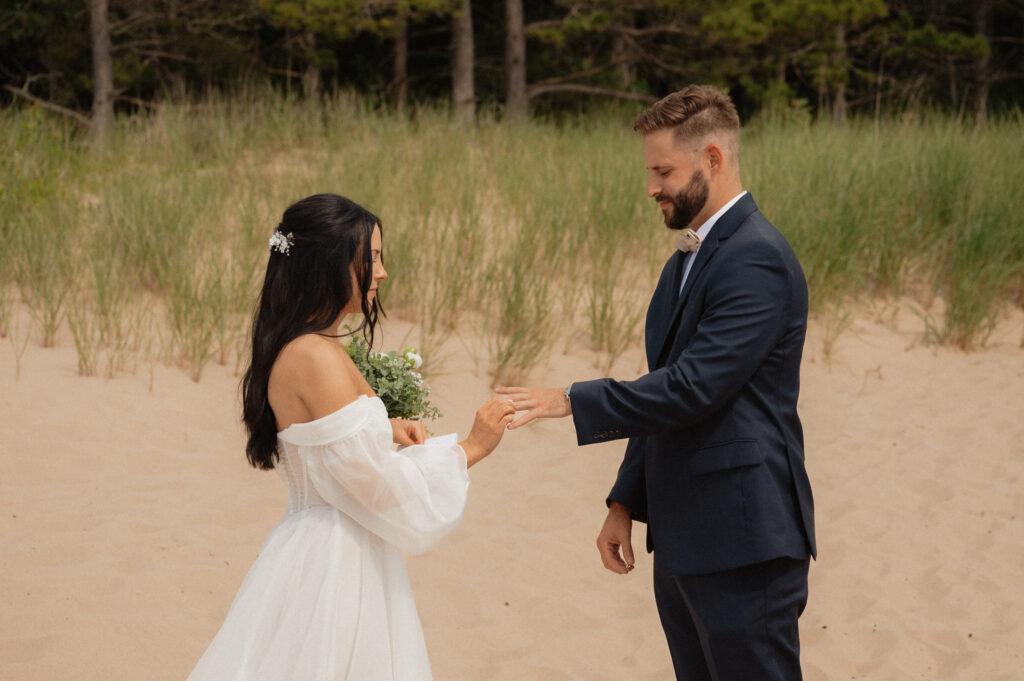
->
[345,335,442,421]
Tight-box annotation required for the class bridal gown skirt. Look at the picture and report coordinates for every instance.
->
[187,506,432,681]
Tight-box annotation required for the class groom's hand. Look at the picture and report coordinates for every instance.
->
[494,386,571,430]
[597,502,635,575]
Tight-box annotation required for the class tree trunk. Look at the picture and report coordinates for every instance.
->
[302,31,320,100]
[816,63,827,118]
[88,0,114,146]
[948,56,958,107]
[832,24,848,124]
[451,0,475,124]
[393,6,409,112]
[504,0,527,120]
[972,1,992,127]
[611,17,636,89]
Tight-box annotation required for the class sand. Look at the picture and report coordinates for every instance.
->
[1,302,1022,680]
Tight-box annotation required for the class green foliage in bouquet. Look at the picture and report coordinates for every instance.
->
[344,335,442,421]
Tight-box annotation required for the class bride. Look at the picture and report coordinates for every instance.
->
[186,193,515,680]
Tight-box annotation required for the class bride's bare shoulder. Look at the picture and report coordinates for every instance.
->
[270,335,363,419]
[277,333,347,369]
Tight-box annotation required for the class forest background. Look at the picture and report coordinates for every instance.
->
[2,0,1023,384]
[4,0,1024,126]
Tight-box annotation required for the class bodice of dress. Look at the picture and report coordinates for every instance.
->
[273,395,470,555]
[276,439,328,513]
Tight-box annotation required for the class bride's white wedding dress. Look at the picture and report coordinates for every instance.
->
[187,395,469,681]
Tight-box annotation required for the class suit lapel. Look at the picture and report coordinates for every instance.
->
[651,193,760,368]
[645,250,685,370]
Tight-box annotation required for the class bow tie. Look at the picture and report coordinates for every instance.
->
[676,229,702,253]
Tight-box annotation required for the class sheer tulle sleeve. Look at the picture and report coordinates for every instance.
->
[280,396,469,554]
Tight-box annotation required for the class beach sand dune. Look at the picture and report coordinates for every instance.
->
[1,304,1021,680]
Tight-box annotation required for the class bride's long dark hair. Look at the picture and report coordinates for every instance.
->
[241,193,382,470]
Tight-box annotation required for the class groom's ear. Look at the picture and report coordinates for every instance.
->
[704,143,724,174]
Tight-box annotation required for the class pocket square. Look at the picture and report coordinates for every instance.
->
[676,229,702,253]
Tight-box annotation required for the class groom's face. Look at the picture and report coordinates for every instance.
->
[662,170,710,232]
[642,128,709,231]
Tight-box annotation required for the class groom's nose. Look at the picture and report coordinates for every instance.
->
[646,175,661,198]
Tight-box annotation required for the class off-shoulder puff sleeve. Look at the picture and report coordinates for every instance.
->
[279,396,469,554]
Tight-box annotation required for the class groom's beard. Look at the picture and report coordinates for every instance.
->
[657,170,709,231]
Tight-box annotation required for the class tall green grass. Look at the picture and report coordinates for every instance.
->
[1,93,1021,385]
[747,112,1024,346]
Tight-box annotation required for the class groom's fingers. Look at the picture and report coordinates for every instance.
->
[599,540,630,574]
[597,531,622,572]
[494,388,539,429]
[597,510,634,574]
[495,387,530,410]
[495,387,537,404]
[613,542,633,572]
[507,409,540,430]
[621,539,635,570]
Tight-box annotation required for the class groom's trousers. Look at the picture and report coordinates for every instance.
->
[653,556,809,681]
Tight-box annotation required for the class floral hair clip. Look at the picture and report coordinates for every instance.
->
[269,229,295,255]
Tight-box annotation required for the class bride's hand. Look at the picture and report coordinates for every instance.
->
[390,418,427,446]
[460,397,516,467]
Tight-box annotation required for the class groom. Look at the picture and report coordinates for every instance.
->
[498,85,815,681]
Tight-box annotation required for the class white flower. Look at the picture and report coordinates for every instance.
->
[404,350,423,370]
[269,230,295,255]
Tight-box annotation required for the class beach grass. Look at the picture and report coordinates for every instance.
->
[1,92,1021,382]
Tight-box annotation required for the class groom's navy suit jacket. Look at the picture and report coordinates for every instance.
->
[571,194,816,576]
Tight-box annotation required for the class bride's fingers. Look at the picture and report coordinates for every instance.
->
[410,422,427,444]
[493,398,517,415]
[485,400,516,426]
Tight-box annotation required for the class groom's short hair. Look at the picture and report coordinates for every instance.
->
[634,85,741,159]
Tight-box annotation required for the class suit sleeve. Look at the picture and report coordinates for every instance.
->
[606,437,648,523]
[570,240,793,443]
